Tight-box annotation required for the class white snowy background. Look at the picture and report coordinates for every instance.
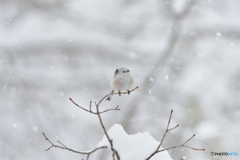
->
[0,0,240,159]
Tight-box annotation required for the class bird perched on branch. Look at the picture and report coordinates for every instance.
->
[106,67,134,101]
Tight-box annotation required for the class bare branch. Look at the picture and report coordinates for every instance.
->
[95,103,117,159]
[183,146,205,151]
[69,98,96,115]
[146,110,205,160]
[157,143,205,153]
[168,124,179,132]
[183,134,195,145]
[99,105,120,114]
[89,101,92,112]
[45,86,138,160]
[156,109,175,152]
[69,98,120,115]
[57,140,67,148]
[157,134,205,153]
[43,132,107,160]
[69,86,138,115]
[101,86,139,105]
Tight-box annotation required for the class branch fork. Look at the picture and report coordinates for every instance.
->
[42,132,107,160]
[146,110,205,160]
[43,86,139,160]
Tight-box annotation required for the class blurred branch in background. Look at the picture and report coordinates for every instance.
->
[121,0,196,129]
[0,0,74,25]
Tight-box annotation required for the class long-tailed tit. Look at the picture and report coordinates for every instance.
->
[106,67,134,101]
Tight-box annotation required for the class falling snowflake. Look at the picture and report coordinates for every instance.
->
[165,74,169,80]
[149,89,152,94]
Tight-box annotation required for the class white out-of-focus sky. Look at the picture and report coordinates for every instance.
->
[0,0,240,159]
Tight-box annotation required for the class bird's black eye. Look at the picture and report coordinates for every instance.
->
[127,70,129,72]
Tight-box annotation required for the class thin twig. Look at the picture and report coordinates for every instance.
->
[157,134,205,153]
[168,124,179,132]
[70,99,120,114]
[145,110,205,160]
[89,101,92,112]
[157,144,205,153]
[99,105,120,114]
[43,132,107,160]
[57,140,67,148]
[69,98,96,114]
[156,110,175,152]
[183,134,195,145]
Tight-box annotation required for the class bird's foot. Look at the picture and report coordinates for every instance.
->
[128,90,130,95]
[118,92,121,96]
[106,96,111,101]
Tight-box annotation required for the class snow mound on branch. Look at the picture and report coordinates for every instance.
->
[97,124,172,160]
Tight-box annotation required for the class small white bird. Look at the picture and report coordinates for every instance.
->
[106,67,134,101]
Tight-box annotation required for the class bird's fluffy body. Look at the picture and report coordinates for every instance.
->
[106,67,134,101]
[111,69,134,91]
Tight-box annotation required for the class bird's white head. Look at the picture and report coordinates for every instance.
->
[114,67,130,76]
